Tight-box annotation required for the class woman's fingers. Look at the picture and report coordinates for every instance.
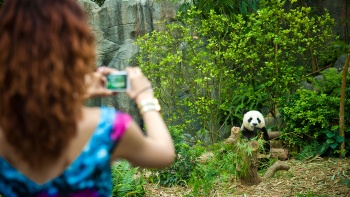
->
[94,66,153,101]
[125,67,154,102]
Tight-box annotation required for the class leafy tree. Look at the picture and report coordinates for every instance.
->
[227,0,338,121]
[179,0,260,18]
[135,0,338,144]
[135,9,236,144]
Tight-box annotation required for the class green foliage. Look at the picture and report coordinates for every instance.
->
[228,0,338,120]
[234,139,262,176]
[188,139,275,196]
[333,40,350,54]
[148,127,274,195]
[342,178,350,188]
[135,0,338,144]
[311,68,343,96]
[91,0,105,6]
[148,126,206,187]
[189,143,238,196]
[135,9,237,143]
[295,141,323,160]
[281,69,350,157]
[321,125,346,154]
[281,89,339,146]
[179,0,260,19]
[111,161,146,197]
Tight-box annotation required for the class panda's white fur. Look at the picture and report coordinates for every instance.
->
[241,110,270,153]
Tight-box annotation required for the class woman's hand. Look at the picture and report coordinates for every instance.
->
[125,67,154,104]
[85,66,155,102]
[84,66,117,99]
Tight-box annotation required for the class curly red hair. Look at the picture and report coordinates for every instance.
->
[0,0,95,167]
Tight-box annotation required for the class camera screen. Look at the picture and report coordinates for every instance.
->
[106,73,128,91]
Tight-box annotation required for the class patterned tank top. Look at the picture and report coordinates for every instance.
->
[0,107,131,197]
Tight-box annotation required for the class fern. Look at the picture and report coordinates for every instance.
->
[111,161,146,197]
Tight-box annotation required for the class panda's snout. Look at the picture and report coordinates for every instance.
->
[252,123,258,126]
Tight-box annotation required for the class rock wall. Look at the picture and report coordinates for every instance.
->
[79,0,178,68]
[78,0,179,125]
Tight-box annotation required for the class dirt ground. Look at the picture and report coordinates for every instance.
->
[144,157,350,197]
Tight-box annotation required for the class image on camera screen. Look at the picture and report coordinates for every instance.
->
[106,74,128,91]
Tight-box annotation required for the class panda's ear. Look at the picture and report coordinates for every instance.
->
[242,109,248,115]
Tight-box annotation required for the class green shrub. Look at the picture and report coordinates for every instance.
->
[111,161,146,197]
[294,140,323,160]
[189,143,238,196]
[281,69,350,157]
[281,88,339,145]
[149,143,205,187]
[148,126,206,187]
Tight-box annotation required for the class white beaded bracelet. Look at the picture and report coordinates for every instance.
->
[138,98,161,114]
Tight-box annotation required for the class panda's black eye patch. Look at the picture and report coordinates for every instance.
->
[257,118,261,123]
[248,117,252,123]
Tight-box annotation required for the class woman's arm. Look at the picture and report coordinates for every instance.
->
[110,67,175,168]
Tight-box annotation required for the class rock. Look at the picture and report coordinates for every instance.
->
[334,54,348,72]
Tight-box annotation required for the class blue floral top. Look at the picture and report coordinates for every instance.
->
[0,107,131,197]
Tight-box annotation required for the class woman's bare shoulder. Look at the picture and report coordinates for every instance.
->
[79,107,101,129]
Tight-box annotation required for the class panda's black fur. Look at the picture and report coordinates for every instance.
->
[240,110,270,153]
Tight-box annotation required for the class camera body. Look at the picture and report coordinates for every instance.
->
[105,71,130,92]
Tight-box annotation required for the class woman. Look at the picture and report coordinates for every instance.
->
[0,0,175,196]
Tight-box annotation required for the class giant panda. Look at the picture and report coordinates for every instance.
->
[240,110,270,153]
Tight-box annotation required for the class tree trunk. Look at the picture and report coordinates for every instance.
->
[339,53,350,158]
[237,140,262,186]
